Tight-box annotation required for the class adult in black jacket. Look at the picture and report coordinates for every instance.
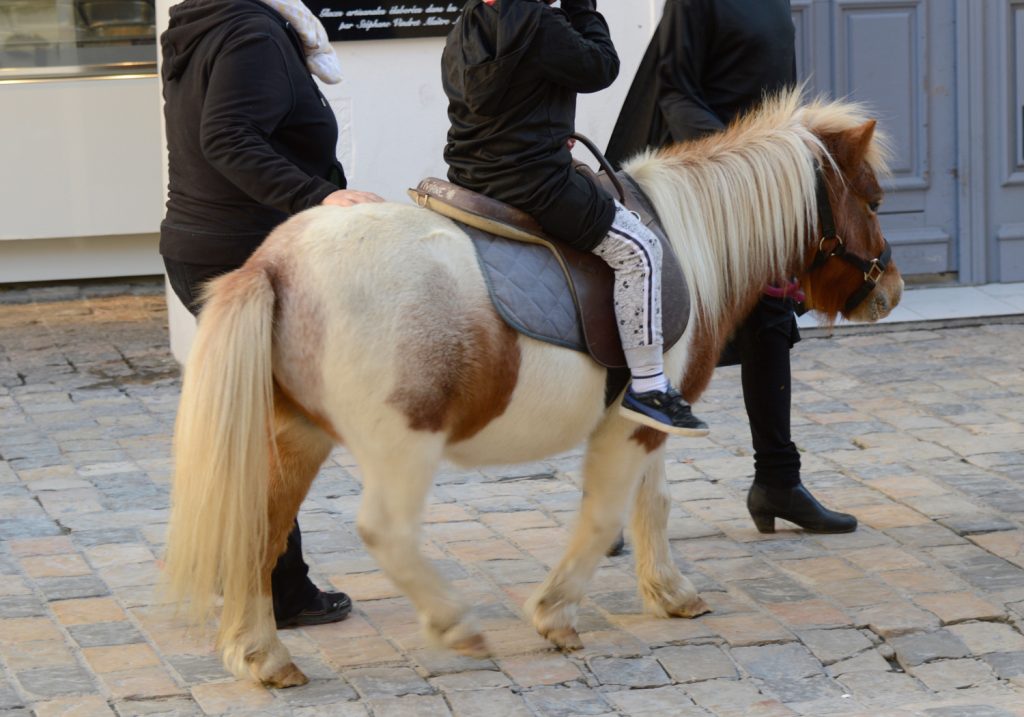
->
[443,0,708,437]
[606,0,857,534]
[160,0,383,627]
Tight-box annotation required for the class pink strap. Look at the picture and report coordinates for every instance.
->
[762,280,805,302]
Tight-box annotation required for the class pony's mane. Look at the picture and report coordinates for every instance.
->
[622,88,888,341]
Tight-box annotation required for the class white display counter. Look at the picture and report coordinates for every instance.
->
[0,0,164,282]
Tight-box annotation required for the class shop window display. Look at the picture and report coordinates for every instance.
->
[1,0,156,77]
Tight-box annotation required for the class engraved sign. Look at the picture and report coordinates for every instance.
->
[303,2,463,41]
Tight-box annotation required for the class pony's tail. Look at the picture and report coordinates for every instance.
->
[163,263,275,643]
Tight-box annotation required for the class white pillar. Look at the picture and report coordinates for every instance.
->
[156,0,196,365]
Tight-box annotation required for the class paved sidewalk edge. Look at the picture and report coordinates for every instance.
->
[801,311,1024,339]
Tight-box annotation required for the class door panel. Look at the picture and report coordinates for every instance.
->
[840,5,924,192]
[795,0,958,276]
[991,1,1024,280]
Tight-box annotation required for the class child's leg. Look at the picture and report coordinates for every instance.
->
[591,202,708,437]
[591,203,667,391]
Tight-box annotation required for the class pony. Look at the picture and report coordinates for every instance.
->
[163,90,903,687]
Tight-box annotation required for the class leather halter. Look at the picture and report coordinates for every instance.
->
[809,166,892,314]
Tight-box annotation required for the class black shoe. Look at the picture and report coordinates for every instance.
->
[606,531,626,557]
[620,386,709,437]
[276,590,352,629]
[747,483,857,534]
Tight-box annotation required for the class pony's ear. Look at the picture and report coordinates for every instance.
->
[833,120,877,170]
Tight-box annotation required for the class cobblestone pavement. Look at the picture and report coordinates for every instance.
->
[1,283,1024,717]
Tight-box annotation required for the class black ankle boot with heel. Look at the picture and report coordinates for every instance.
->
[747,483,857,534]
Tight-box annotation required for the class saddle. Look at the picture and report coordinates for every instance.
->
[408,138,689,370]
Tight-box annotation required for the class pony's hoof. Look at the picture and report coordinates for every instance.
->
[449,632,490,658]
[666,595,711,619]
[263,662,308,689]
[433,617,489,658]
[544,626,583,651]
[641,575,711,619]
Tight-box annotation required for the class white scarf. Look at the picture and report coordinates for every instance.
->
[257,0,343,84]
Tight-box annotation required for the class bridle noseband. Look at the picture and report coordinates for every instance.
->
[809,167,892,314]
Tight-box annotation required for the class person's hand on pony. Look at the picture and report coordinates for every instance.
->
[322,189,385,207]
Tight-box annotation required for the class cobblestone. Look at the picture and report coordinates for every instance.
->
[586,656,670,687]
[654,644,737,683]
[733,643,823,680]
[757,673,847,705]
[948,622,1024,654]
[827,649,893,676]
[1,290,1024,715]
[343,667,434,699]
[922,706,1019,717]
[605,687,701,716]
[889,629,972,667]
[837,670,931,706]
[982,650,1024,679]
[446,688,532,717]
[523,684,614,716]
[910,657,998,690]
[795,628,874,665]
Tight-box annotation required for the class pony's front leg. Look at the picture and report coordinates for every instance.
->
[355,433,487,658]
[220,397,334,688]
[632,450,710,618]
[525,418,648,650]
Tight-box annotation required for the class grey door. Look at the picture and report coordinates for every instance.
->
[964,0,1024,282]
[793,0,959,278]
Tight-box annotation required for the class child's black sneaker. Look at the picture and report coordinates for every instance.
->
[620,386,709,437]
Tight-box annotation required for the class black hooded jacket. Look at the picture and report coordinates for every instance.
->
[442,0,619,251]
[606,0,795,167]
[159,0,346,266]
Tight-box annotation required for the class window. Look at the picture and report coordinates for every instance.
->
[0,0,156,78]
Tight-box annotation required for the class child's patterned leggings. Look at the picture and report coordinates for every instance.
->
[591,200,663,353]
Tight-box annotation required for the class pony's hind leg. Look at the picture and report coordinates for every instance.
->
[354,433,487,657]
[526,419,649,650]
[221,390,334,688]
[632,450,710,618]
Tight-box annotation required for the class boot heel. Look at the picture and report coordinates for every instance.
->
[750,511,776,534]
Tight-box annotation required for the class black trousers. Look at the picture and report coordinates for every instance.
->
[165,258,319,620]
[720,295,802,490]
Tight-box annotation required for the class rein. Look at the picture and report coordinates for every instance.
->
[810,166,892,314]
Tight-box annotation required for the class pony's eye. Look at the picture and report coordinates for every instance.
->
[868,201,881,213]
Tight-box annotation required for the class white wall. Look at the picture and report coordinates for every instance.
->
[158,0,665,362]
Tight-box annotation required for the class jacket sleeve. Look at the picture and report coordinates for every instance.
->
[655,0,726,142]
[533,0,619,93]
[199,29,337,214]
